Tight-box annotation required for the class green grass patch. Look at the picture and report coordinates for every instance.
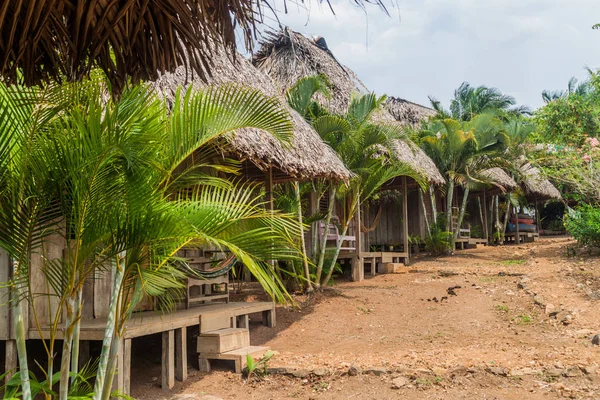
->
[515,314,533,324]
[501,259,526,266]
[495,304,509,313]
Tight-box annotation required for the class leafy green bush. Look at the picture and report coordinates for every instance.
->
[565,204,600,247]
[425,213,453,255]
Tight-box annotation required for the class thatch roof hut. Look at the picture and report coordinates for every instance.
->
[479,168,518,192]
[392,141,445,185]
[518,162,562,201]
[253,27,443,183]
[151,45,350,183]
[385,97,436,127]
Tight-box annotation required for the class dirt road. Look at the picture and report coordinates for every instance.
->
[134,237,600,399]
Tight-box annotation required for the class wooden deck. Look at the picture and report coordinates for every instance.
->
[26,301,275,394]
[504,232,539,244]
[362,251,409,275]
[455,237,488,249]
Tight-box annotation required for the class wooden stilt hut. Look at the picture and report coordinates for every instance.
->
[253,27,443,277]
[504,162,562,244]
[0,45,351,394]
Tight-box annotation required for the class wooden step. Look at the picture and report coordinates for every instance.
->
[199,345,270,374]
[197,328,249,353]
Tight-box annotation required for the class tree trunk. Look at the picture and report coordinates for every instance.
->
[429,185,438,225]
[93,256,125,399]
[419,189,431,238]
[59,293,79,400]
[501,198,511,244]
[70,288,83,383]
[477,196,484,236]
[12,275,31,400]
[445,180,455,233]
[314,185,337,289]
[453,188,470,241]
[294,182,313,293]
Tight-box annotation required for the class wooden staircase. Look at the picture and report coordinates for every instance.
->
[197,327,270,373]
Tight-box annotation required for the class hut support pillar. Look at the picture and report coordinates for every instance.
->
[4,340,17,384]
[535,198,541,233]
[514,205,520,244]
[402,177,410,265]
[351,195,364,282]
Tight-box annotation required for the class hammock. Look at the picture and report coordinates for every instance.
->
[360,204,383,233]
[178,253,237,279]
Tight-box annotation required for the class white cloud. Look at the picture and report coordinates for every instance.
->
[256,0,600,110]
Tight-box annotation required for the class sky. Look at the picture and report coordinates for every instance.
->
[252,0,600,111]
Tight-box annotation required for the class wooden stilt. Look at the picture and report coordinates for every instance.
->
[535,198,541,233]
[123,339,132,395]
[514,205,520,244]
[175,328,187,382]
[4,340,17,384]
[402,177,410,266]
[162,330,175,390]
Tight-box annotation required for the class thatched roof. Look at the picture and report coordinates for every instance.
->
[479,168,518,192]
[1,1,389,93]
[391,141,445,185]
[385,97,436,127]
[253,28,375,115]
[518,162,562,201]
[253,28,444,183]
[151,46,350,183]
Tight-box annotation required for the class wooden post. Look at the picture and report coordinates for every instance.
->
[482,191,489,242]
[514,205,520,244]
[175,328,187,382]
[123,339,132,395]
[402,177,410,265]
[4,340,17,384]
[351,196,363,282]
[162,330,175,390]
[535,198,541,233]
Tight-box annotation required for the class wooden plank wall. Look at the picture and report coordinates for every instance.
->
[367,200,403,247]
[28,232,65,329]
[0,249,10,340]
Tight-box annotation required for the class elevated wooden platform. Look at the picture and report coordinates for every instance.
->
[455,237,488,249]
[362,251,409,275]
[26,301,275,394]
[504,232,539,244]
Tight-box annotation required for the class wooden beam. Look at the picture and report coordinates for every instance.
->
[514,205,520,244]
[175,328,187,382]
[265,166,274,212]
[535,198,541,233]
[402,176,410,265]
[162,330,175,390]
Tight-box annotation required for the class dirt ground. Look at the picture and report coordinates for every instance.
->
[132,236,600,399]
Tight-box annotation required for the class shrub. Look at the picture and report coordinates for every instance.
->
[565,204,600,247]
[425,213,453,255]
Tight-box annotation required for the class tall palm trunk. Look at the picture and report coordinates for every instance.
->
[477,196,485,237]
[445,180,455,233]
[93,256,125,399]
[429,185,437,224]
[294,182,313,293]
[453,188,470,241]
[70,288,83,383]
[501,199,511,244]
[419,189,431,238]
[58,292,79,400]
[12,261,31,400]
[314,185,337,289]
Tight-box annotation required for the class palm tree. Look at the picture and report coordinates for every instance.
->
[0,78,300,399]
[286,77,423,287]
[542,75,593,103]
[430,82,530,121]
[420,113,509,248]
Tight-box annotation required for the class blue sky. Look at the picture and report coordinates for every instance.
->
[253,0,600,110]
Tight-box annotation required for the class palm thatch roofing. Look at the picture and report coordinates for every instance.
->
[1,1,389,93]
[479,168,518,192]
[392,141,445,185]
[253,27,444,183]
[385,97,436,127]
[517,162,562,201]
[151,45,351,183]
